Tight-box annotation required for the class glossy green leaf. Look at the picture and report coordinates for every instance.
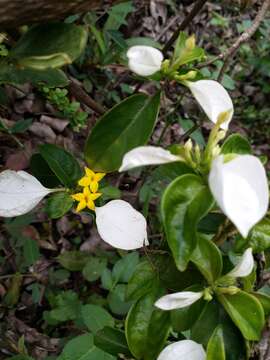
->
[217,290,265,340]
[171,285,205,332]
[40,144,82,188]
[191,235,223,283]
[221,134,251,155]
[11,23,88,69]
[57,251,90,271]
[57,333,116,360]
[30,153,62,188]
[161,174,214,271]
[94,326,131,357]
[45,192,73,219]
[191,300,246,360]
[248,218,270,252]
[252,291,270,316]
[0,62,68,87]
[125,288,170,360]
[85,93,160,172]
[126,261,158,301]
[206,326,226,360]
[82,304,114,334]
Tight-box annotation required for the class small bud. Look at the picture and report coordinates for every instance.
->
[161,59,171,74]
[203,288,213,301]
[185,35,196,51]
[195,144,201,163]
[175,70,197,81]
[218,286,240,295]
[212,145,221,158]
[184,139,193,153]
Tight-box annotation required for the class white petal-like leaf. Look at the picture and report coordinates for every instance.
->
[119,146,180,172]
[95,199,148,250]
[209,155,269,238]
[187,80,233,130]
[155,291,203,310]
[0,170,54,217]
[127,46,164,77]
[157,340,206,360]
[227,248,254,278]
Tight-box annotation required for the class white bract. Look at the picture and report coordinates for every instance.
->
[155,291,203,311]
[209,155,269,238]
[157,340,206,360]
[127,45,164,76]
[186,80,233,130]
[0,170,54,217]
[227,248,254,278]
[119,146,180,172]
[95,199,148,250]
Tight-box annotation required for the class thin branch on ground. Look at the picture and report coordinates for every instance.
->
[68,76,106,115]
[198,0,270,80]
[162,0,208,55]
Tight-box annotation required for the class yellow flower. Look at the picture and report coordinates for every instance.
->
[78,167,106,193]
[71,186,101,212]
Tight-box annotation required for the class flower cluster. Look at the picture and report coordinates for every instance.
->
[71,167,105,212]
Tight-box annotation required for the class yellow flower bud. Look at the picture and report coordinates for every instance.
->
[185,35,196,51]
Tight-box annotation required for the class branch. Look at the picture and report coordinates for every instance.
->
[198,0,270,78]
[68,77,106,115]
[162,0,208,55]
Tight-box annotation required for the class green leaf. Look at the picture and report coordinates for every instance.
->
[85,93,160,172]
[252,291,270,316]
[126,37,162,49]
[94,326,131,357]
[47,290,81,323]
[248,218,270,252]
[23,238,40,267]
[191,234,223,283]
[58,251,91,271]
[83,258,108,282]
[0,62,68,87]
[177,117,205,147]
[161,174,214,271]
[171,286,205,332]
[57,333,116,360]
[191,300,246,360]
[206,326,226,360]
[4,273,22,307]
[126,261,158,301]
[104,2,134,31]
[10,118,33,134]
[125,288,170,360]
[217,290,265,340]
[45,192,73,219]
[108,284,133,315]
[30,153,62,188]
[172,32,204,68]
[112,252,139,283]
[221,134,251,155]
[10,23,88,69]
[82,304,114,334]
[40,144,82,188]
